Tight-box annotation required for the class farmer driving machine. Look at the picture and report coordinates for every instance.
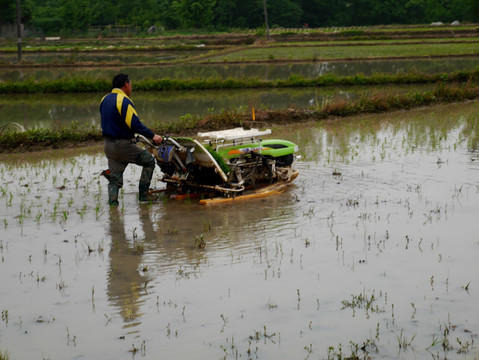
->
[106,127,300,205]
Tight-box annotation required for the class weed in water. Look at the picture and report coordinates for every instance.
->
[397,330,416,351]
[341,289,385,318]
[1,310,8,325]
[128,340,146,356]
[134,242,145,255]
[456,336,474,354]
[66,327,77,347]
[0,349,10,360]
[194,234,206,248]
[267,297,278,309]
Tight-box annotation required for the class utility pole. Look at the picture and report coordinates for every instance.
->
[262,0,270,40]
[16,0,22,62]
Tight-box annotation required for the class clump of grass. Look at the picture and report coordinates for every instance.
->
[320,82,479,117]
[0,349,10,360]
[194,234,206,248]
[1,71,479,94]
[341,289,385,318]
[153,113,202,134]
[0,121,101,151]
[2,82,479,153]
[397,330,416,351]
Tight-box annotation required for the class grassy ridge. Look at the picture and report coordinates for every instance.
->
[2,83,478,152]
[1,70,479,94]
[207,42,479,62]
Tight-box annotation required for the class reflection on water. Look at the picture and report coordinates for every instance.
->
[107,207,146,329]
[1,57,479,82]
[105,193,299,329]
[0,102,478,359]
[1,84,434,129]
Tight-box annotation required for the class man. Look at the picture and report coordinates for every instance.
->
[100,73,162,205]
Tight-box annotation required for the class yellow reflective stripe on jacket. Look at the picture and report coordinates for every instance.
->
[112,88,137,129]
[125,104,138,128]
[116,93,123,116]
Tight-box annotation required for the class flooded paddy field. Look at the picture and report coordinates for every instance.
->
[1,84,435,130]
[1,57,479,82]
[1,101,478,359]
[0,50,201,66]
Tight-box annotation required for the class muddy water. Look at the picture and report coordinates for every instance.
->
[1,58,479,82]
[0,102,478,360]
[1,84,434,130]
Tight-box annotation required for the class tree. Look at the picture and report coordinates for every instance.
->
[0,0,33,26]
[172,0,217,28]
[466,0,479,22]
[31,1,64,34]
[268,0,302,27]
[62,0,92,31]
[369,0,408,24]
[215,0,236,28]
[300,0,336,27]
[423,0,448,22]
[233,0,264,28]
[405,0,427,23]
[91,0,118,26]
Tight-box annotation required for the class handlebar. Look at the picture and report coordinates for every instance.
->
[136,134,187,152]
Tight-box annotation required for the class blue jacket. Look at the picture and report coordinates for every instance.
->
[100,89,154,139]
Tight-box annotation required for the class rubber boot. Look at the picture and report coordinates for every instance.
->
[138,166,158,202]
[108,184,120,206]
[108,173,123,206]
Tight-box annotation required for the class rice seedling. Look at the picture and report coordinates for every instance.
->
[0,349,10,360]
[396,330,416,351]
[194,234,206,248]
[304,343,313,358]
[1,310,8,325]
[341,290,385,318]
[66,327,77,347]
[456,336,474,354]
[128,340,146,356]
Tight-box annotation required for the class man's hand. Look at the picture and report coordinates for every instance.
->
[152,134,163,144]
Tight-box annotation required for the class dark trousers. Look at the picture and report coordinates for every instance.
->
[104,138,156,201]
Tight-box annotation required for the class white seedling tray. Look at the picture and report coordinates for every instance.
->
[197,127,271,141]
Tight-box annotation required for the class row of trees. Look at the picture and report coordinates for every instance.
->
[1,0,479,35]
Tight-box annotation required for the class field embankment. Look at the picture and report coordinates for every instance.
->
[1,24,479,67]
[2,82,478,153]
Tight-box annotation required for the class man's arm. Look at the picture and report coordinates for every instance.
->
[120,96,155,139]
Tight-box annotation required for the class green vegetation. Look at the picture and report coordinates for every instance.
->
[1,0,478,36]
[2,34,479,67]
[207,42,479,62]
[0,350,9,360]
[2,82,478,152]
[0,122,101,151]
[1,71,479,94]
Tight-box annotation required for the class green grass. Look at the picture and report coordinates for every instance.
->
[0,350,9,360]
[1,71,479,94]
[0,121,101,151]
[1,83,478,152]
[271,37,479,47]
[208,42,479,62]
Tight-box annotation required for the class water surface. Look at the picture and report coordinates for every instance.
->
[0,101,478,359]
[1,57,478,82]
[0,84,434,130]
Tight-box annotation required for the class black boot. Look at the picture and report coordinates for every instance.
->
[138,162,158,202]
[108,173,123,206]
[108,184,120,206]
